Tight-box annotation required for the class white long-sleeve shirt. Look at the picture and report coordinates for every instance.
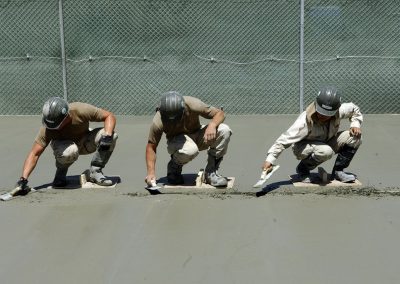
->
[265,102,363,165]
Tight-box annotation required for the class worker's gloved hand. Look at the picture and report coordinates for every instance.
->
[15,177,30,195]
[98,135,113,151]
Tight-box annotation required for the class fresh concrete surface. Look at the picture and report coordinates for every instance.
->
[1,115,399,283]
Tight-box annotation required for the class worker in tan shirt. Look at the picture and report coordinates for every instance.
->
[16,97,118,192]
[145,91,232,187]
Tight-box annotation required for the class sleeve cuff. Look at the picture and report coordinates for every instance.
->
[350,122,361,128]
[265,155,277,165]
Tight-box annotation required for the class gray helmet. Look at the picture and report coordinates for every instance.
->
[42,97,69,129]
[315,86,341,116]
[159,91,185,123]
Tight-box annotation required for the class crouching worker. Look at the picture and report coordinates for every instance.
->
[145,91,232,187]
[262,86,363,183]
[16,97,118,191]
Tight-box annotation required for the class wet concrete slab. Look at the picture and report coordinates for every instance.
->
[1,195,400,284]
[1,115,399,283]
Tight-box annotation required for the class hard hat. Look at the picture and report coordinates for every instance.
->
[159,91,185,123]
[42,97,69,129]
[315,86,341,116]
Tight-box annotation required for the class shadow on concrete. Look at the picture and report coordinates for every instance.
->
[145,174,237,195]
[157,173,198,186]
[33,174,121,191]
[255,180,293,197]
[34,179,80,191]
[145,173,199,195]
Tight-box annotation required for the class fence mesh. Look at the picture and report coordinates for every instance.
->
[0,0,399,115]
[303,0,400,113]
[0,0,62,114]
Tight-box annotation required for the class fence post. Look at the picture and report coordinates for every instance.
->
[299,0,305,113]
[58,0,68,101]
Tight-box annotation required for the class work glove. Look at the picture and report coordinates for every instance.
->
[98,134,113,151]
[15,177,30,195]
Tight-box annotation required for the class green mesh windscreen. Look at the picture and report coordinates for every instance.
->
[1,0,399,115]
[0,0,63,114]
[303,0,400,113]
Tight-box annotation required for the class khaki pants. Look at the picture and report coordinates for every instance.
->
[292,130,362,163]
[51,128,118,167]
[167,123,232,165]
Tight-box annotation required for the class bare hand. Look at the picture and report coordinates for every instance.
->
[262,161,273,173]
[203,124,217,143]
[350,127,362,138]
[145,175,156,186]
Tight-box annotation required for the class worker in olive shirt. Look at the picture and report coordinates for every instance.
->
[145,91,232,187]
[16,97,118,191]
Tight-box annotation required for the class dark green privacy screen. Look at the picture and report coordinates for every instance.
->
[1,0,399,115]
[303,0,400,114]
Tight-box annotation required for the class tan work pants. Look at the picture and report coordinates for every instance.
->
[167,123,232,165]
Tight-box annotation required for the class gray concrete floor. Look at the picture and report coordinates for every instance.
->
[1,115,399,283]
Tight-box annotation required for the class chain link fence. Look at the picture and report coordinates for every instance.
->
[304,0,400,113]
[1,0,399,115]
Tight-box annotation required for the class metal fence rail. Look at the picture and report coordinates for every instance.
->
[1,0,399,115]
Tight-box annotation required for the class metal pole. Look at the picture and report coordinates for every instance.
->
[299,0,305,113]
[59,0,68,100]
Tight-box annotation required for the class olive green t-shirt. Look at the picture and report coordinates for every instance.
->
[148,96,219,146]
[35,102,104,147]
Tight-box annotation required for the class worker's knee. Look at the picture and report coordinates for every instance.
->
[312,144,334,162]
[173,143,199,165]
[52,140,79,165]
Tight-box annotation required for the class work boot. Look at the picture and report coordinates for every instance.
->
[89,166,113,186]
[295,155,320,183]
[295,161,311,183]
[334,171,356,183]
[204,155,228,187]
[90,148,114,186]
[331,145,358,182]
[167,158,184,185]
[52,167,68,188]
